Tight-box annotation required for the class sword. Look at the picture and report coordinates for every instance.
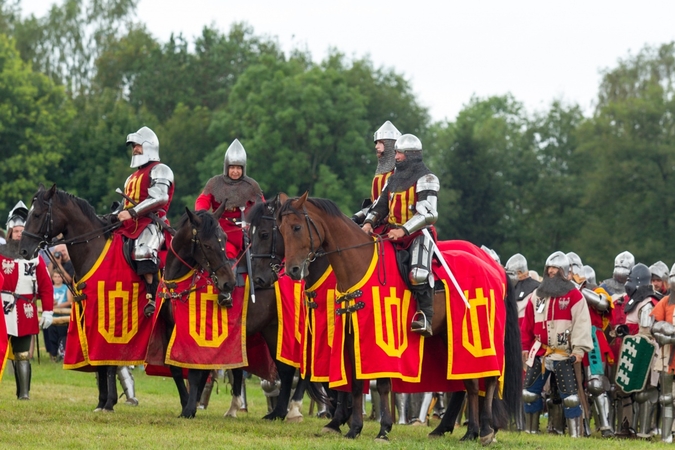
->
[240,207,255,304]
[421,228,470,309]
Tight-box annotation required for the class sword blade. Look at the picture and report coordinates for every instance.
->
[421,228,470,309]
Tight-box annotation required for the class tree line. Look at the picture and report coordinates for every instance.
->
[1,0,674,279]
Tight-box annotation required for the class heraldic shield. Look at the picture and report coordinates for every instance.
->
[614,334,656,393]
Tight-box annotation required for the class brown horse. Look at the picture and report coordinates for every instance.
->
[276,193,522,444]
[18,185,236,412]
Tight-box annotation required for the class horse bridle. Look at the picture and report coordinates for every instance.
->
[172,226,231,288]
[250,213,284,275]
[280,205,324,266]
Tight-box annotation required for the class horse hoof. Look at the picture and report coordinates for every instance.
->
[93,407,103,412]
[286,415,304,423]
[480,432,495,446]
[124,398,139,406]
[374,435,389,443]
[321,426,341,435]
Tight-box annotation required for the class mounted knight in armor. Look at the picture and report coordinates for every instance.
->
[196,139,263,261]
[361,133,439,337]
[352,120,400,224]
[1,201,54,400]
[115,126,174,318]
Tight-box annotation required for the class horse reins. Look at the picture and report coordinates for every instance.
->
[250,213,284,275]
[169,226,230,288]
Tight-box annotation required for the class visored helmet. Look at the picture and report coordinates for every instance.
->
[6,200,28,230]
[127,126,160,168]
[223,139,247,178]
[505,253,527,282]
[583,265,597,286]
[649,261,669,282]
[373,120,402,142]
[394,134,422,154]
[625,263,651,298]
[545,251,570,278]
[613,251,635,279]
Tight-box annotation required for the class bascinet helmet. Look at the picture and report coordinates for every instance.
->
[394,134,423,154]
[505,253,528,282]
[566,252,585,283]
[545,251,570,279]
[583,265,597,286]
[373,120,402,142]
[613,251,635,280]
[6,200,28,230]
[624,263,651,298]
[223,139,247,178]
[649,261,669,282]
[127,126,160,168]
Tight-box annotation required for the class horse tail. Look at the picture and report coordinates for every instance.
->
[501,271,523,421]
[304,378,332,406]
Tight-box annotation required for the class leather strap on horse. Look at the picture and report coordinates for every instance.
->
[335,289,365,315]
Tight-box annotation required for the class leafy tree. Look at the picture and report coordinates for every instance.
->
[0,33,74,214]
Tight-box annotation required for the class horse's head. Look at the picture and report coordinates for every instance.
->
[19,185,66,258]
[277,192,327,281]
[178,206,236,299]
[248,195,284,288]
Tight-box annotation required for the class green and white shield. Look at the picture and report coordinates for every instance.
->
[614,334,656,393]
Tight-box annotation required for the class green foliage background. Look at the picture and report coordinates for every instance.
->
[2,0,675,278]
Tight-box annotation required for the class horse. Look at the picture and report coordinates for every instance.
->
[18,185,236,412]
[148,204,240,418]
[276,193,522,444]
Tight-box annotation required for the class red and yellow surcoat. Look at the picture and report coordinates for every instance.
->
[371,171,392,202]
[120,161,174,239]
[387,186,417,227]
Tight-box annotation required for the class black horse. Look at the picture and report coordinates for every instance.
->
[19,185,236,412]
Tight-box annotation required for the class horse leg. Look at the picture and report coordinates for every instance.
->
[225,368,243,418]
[94,366,108,411]
[169,365,189,410]
[264,361,295,421]
[375,378,393,441]
[429,391,466,437]
[345,379,364,439]
[287,375,308,423]
[460,380,480,441]
[103,366,118,412]
[479,378,498,445]
[181,369,207,418]
[322,390,350,434]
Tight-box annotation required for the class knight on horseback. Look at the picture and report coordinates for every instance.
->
[1,201,54,400]
[352,120,400,224]
[520,251,593,437]
[361,133,439,337]
[115,126,174,317]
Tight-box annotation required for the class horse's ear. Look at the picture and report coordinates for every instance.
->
[213,200,227,219]
[278,192,288,205]
[294,191,309,209]
[186,208,202,227]
[38,183,45,191]
[45,184,57,200]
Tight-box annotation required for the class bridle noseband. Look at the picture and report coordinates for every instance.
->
[250,213,284,275]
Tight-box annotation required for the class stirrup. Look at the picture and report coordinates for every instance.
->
[410,311,432,337]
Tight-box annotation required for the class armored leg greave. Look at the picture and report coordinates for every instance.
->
[117,366,138,406]
[566,416,581,438]
[409,234,434,337]
[524,411,541,434]
[14,352,31,400]
[635,387,658,438]
[417,392,433,424]
[369,380,381,421]
[396,393,409,424]
[660,372,674,443]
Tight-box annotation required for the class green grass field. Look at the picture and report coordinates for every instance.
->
[0,339,664,449]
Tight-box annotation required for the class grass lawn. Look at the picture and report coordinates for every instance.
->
[0,338,665,449]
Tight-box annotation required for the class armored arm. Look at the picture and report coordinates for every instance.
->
[638,302,655,332]
[129,164,174,217]
[364,184,390,227]
[401,174,439,235]
[582,288,610,312]
[652,320,675,345]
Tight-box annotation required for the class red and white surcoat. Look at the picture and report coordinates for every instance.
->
[1,255,53,337]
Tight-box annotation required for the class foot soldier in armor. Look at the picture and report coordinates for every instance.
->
[1,202,54,400]
[352,121,400,225]
[650,264,675,443]
[505,253,540,325]
[567,253,615,437]
[601,251,635,300]
[611,263,659,438]
[361,134,439,337]
[520,251,593,437]
[115,127,174,318]
[650,261,670,299]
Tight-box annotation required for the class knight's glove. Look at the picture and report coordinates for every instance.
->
[40,311,54,329]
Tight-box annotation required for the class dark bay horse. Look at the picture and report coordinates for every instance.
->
[276,193,522,444]
[18,185,236,412]
[150,205,238,418]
